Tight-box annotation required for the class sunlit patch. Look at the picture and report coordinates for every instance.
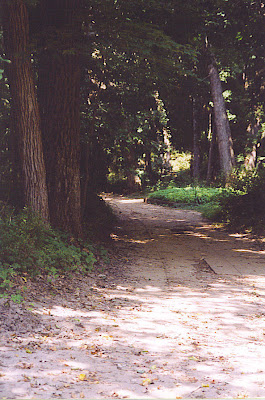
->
[58,359,89,369]
[233,248,265,255]
[135,285,162,293]
[118,199,144,204]
[110,233,154,244]
[11,387,28,395]
[33,305,100,319]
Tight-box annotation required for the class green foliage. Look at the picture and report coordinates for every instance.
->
[1,0,265,237]
[0,265,16,291]
[198,201,223,220]
[0,56,11,80]
[148,185,225,205]
[150,167,265,233]
[0,207,97,293]
[216,168,265,231]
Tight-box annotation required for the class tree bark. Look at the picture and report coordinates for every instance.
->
[38,0,82,236]
[192,96,200,180]
[2,0,49,222]
[208,57,235,181]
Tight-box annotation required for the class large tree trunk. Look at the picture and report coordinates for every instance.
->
[192,96,200,180]
[208,57,235,181]
[38,0,82,236]
[2,0,49,222]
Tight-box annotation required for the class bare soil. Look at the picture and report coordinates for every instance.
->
[1,195,265,399]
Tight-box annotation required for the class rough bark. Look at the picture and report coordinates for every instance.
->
[192,97,200,180]
[2,0,49,222]
[38,0,82,236]
[208,58,235,181]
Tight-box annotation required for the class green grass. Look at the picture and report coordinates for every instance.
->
[147,183,265,233]
[148,186,226,205]
[147,185,235,223]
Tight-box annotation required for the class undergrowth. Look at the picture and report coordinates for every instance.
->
[0,206,98,300]
[148,167,265,233]
[148,186,226,205]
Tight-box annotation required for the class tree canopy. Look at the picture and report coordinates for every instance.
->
[0,0,264,234]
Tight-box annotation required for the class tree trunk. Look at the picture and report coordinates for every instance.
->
[192,96,200,180]
[38,0,82,236]
[162,128,172,173]
[244,121,260,170]
[208,57,235,181]
[2,0,49,222]
[207,119,217,184]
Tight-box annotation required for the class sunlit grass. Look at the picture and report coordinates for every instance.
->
[148,186,225,205]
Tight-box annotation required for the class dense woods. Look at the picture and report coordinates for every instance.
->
[0,0,265,237]
[1,4,265,396]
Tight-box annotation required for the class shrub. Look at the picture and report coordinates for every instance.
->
[0,207,97,284]
[199,201,223,221]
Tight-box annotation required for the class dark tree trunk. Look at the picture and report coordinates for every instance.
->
[38,0,82,236]
[81,140,90,216]
[208,57,235,181]
[2,0,49,222]
[192,96,200,180]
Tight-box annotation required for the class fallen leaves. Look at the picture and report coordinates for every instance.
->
[188,356,199,361]
[25,348,32,354]
[78,373,87,381]
[142,377,153,386]
[22,374,31,382]
[16,362,33,369]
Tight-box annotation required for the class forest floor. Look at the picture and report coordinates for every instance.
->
[1,194,265,399]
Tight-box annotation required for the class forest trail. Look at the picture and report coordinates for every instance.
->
[1,195,265,399]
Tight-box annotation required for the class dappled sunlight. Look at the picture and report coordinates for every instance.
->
[118,198,144,204]
[33,305,93,318]
[110,233,154,244]
[134,286,162,293]
[2,196,265,399]
[2,273,265,398]
[234,248,265,255]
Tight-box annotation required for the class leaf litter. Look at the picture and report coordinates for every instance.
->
[1,195,265,398]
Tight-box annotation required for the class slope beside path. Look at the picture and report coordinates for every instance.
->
[1,194,265,399]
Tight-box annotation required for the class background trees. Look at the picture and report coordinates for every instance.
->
[0,0,264,234]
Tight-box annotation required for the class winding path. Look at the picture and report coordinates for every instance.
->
[1,195,265,399]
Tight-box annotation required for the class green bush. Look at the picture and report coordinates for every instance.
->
[148,168,265,232]
[217,172,265,231]
[198,201,223,220]
[0,208,97,282]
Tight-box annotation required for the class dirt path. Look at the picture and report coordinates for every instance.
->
[1,195,265,399]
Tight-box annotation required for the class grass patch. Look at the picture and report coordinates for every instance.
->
[147,185,240,223]
[148,186,226,206]
[148,181,265,234]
